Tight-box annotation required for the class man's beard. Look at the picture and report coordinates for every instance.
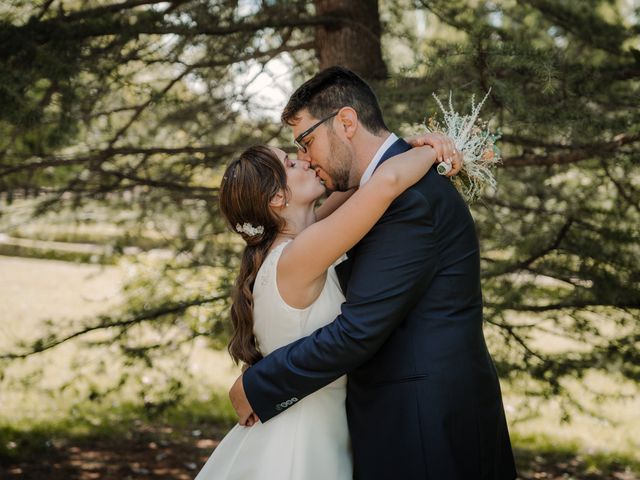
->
[326,131,354,192]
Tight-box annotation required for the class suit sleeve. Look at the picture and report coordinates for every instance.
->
[243,188,440,422]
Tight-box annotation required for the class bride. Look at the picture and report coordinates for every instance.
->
[194,138,462,479]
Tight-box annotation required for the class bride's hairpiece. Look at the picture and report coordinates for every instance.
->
[236,222,264,237]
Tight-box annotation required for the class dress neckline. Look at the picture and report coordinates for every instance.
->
[268,238,293,256]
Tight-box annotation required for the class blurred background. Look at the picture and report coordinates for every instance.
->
[0,0,638,478]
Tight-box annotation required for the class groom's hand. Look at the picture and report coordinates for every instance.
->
[229,374,260,426]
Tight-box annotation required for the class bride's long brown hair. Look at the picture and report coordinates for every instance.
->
[219,145,288,366]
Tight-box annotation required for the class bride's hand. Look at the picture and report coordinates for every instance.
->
[406,133,463,177]
[229,373,260,426]
[441,148,464,177]
[406,133,458,164]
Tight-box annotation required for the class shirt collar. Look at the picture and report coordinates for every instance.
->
[359,133,399,187]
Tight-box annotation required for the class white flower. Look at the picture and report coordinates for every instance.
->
[426,89,502,201]
[236,222,264,237]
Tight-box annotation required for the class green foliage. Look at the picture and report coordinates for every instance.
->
[0,0,638,426]
[512,432,640,478]
[0,1,317,408]
[0,393,235,464]
[380,0,640,397]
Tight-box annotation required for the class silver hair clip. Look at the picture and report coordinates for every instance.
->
[236,222,264,237]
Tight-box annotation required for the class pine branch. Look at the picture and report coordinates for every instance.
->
[0,145,242,177]
[601,160,640,214]
[0,295,225,360]
[99,168,216,194]
[517,0,631,55]
[107,67,194,149]
[51,0,180,21]
[36,0,56,20]
[509,217,573,271]
[11,14,341,45]
[485,316,549,364]
[482,217,576,280]
[502,133,640,167]
[492,300,640,312]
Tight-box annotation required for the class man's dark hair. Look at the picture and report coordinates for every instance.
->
[282,66,388,135]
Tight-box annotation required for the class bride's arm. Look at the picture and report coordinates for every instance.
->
[314,189,357,221]
[314,132,457,222]
[279,145,439,286]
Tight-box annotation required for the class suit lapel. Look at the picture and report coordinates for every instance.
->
[374,137,412,171]
[335,254,352,295]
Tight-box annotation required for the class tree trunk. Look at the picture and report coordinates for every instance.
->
[313,0,387,80]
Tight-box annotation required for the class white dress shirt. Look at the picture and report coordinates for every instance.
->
[359,133,399,187]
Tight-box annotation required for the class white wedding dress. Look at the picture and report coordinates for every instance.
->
[195,241,352,479]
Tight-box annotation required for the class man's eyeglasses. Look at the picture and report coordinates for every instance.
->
[293,111,339,153]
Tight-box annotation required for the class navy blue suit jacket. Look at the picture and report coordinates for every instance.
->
[243,138,517,479]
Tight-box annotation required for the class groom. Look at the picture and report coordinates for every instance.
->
[230,66,517,479]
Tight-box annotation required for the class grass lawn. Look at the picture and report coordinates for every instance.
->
[0,255,638,479]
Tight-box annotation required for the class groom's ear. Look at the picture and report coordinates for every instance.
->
[269,189,286,208]
[336,107,358,140]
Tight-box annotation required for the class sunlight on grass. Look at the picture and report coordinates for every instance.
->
[0,255,241,428]
[0,254,638,469]
[502,372,640,458]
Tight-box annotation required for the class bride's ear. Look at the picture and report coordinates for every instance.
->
[269,189,287,209]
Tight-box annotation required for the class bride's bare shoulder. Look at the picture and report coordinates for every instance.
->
[277,240,327,309]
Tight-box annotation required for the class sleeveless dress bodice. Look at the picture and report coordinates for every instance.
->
[253,241,346,357]
[195,241,351,479]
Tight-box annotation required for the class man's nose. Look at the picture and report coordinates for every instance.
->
[297,148,312,163]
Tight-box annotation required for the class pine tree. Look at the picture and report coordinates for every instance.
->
[0,0,638,413]
[381,0,640,404]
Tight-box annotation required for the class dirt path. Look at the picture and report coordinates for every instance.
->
[1,422,637,480]
[1,423,227,480]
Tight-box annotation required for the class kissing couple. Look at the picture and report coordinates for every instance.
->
[195,66,517,480]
